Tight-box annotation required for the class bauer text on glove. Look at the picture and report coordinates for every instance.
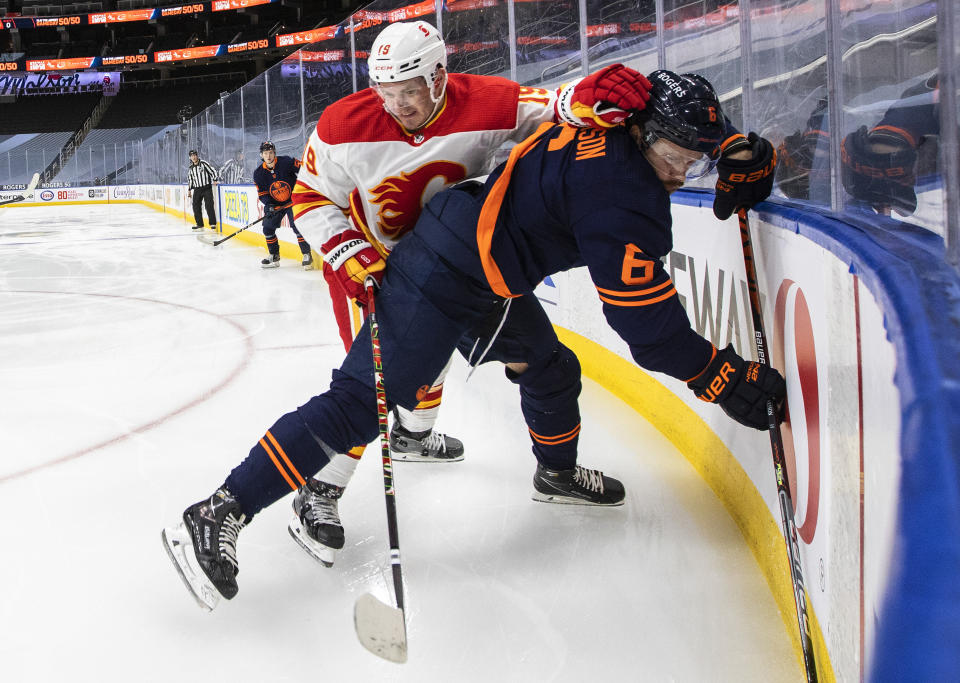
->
[687,344,786,430]
[556,64,652,129]
[841,125,918,216]
[320,230,386,306]
[713,132,777,220]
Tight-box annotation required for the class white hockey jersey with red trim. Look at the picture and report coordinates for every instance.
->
[292,73,558,257]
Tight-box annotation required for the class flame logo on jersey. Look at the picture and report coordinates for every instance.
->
[368,161,467,240]
[269,180,292,203]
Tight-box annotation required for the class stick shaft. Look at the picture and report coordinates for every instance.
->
[737,209,818,683]
[365,277,405,613]
[211,215,266,246]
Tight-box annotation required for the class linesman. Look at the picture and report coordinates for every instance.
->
[187,150,218,230]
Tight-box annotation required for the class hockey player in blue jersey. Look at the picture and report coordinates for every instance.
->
[252,141,314,270]
[163,70,786,609]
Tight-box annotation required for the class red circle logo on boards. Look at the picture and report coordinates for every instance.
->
[774,279,821,544]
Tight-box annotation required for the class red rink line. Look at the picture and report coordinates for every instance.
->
[0,290,255,484]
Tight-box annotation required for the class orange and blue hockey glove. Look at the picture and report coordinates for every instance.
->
[687,345,786,430]
[320,229,386,307]
[713,132,777,220]
[556,64,652,129]
[841,125,918,216]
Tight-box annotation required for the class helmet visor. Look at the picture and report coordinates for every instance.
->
[643,132,718,180]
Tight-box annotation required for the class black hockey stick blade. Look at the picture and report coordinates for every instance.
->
[354,592,407,663]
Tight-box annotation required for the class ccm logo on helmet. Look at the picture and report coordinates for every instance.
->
[655,71,686,97]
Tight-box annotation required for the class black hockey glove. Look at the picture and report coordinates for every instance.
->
[775,129,829,200]
[687,345,786,431]
[841,126,917,216]
[713,133,777,220]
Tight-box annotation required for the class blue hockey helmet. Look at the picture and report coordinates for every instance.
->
[640,70,726,160]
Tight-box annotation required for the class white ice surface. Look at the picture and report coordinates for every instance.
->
[0,204,797,682]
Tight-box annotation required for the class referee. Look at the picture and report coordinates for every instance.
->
[187,149,219,230]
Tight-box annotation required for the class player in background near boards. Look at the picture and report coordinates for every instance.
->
[161,69,786,610]
[219,150,247,185]
[253,141,314,270]
[285,19,653,566]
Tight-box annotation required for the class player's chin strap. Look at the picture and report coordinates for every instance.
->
[464,298,512,382]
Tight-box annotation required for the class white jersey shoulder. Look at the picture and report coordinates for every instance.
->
[292,74,559,257]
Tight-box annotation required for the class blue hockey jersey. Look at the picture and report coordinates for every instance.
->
[416,121,715,382]
[253,155,301,209]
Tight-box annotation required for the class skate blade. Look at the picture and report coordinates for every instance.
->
[161,526,221,611]
[391,450,464,463]
[287,516,337,567]
[354,593,407,663]
[531,491,625,507]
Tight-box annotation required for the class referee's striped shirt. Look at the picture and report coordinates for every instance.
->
[187,159,219,189]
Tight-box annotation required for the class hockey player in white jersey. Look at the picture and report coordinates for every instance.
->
[287,20,651,566]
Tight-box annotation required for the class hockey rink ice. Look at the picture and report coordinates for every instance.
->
[0,204,797,682]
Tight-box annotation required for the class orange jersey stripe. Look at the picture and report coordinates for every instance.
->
[720,133,747,154]
[476,122,555,299]
[529,423,581,445]
[870,124,917,148]
[684,345,718,383]
[414,397,443,410]
[259,437,299,491]
[595,278,674,298]
[598,287,677,307]
[265,430,306,487]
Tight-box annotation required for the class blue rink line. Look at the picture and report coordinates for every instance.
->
[0,233,204,247]
[674,188,960,683]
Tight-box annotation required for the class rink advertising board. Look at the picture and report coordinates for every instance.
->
[218,185,257,232]
[542,191,960,682]
[30,186,104,203]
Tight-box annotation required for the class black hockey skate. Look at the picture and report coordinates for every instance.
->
[532,463,625,506]
[288,479,344,567]
[389,422,464,462]
[301,252,314,270]
[261,253,280,268]
[161,487,250,611]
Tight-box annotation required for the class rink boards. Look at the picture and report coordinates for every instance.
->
[5,182,958,681]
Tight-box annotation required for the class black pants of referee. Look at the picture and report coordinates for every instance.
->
[191,184,216,228]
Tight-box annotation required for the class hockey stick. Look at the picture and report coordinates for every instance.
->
[196,215,266,246]
[354,275,408,664]
[737,208,819,683]
[0,172,41,207]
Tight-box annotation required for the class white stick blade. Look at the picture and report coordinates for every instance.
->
[26,173,40,192]
[195,232,220,245]
[354,593,407,663]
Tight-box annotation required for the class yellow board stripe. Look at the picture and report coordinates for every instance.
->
[554,325,835,683]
